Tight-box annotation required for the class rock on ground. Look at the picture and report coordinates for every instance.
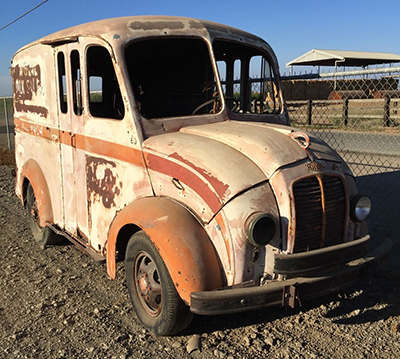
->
[0,163,399,359]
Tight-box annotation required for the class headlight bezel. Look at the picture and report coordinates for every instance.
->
[350,194,371,222]
[246,212,277,247]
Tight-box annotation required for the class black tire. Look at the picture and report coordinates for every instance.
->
[26,183,62,247]
[125,231,193,336]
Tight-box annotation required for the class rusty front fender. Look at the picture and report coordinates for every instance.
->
[20,159,54,227]
[107,197,223,304]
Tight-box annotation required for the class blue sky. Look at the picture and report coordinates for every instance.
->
[1,0,400,96]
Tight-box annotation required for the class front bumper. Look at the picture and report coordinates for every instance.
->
[190,236,392,315]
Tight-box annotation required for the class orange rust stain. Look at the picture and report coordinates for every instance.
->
[317,175,327,248]
[169,152,230,199]
[144,152,222,213]
[14,118,145,168]
[76,135,145,167]
[21,159,53,227]
[107,197,223,304]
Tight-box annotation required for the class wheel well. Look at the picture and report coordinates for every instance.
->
[115,224,141,262]
[22,177,30,208]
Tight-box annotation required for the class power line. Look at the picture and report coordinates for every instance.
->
[0,0,49,32]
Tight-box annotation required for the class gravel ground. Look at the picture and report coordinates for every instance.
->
[1,163,400,359]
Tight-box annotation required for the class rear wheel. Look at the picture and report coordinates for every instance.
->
[125,231,193,336]
[26,183,62,247]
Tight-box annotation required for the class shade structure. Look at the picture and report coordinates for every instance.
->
[286,49,400,68]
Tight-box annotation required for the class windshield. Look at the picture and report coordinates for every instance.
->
[125,38,219,119]
[214,40,281,115]
[125,37,281,120]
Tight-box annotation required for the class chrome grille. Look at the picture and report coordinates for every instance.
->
[293,175,346,253]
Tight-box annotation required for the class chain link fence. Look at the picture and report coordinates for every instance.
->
[2,70,399,240]
[0,96,13,150]
[283,68,400,240]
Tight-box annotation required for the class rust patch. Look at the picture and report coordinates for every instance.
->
[11,64,48,117]
[188,20,204,29]
[129,20,185,31]
[86,156,122,209]
[13,102,48,117]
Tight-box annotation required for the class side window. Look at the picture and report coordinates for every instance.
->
[214,40,281,115]
[71,50,82,116]
[57,52,67,114]
[249,55,279,114]
[87,46,124,120]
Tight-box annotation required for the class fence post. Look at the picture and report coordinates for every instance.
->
[3,97,11,150]
[342,97,349,127]
[307,99,312,125]
[383,94,391,127]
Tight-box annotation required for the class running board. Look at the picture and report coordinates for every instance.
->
[48,224,106,263]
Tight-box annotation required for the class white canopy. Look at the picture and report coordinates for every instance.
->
[286,49,400,68]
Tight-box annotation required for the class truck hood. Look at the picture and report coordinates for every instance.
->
[143,121,343,208]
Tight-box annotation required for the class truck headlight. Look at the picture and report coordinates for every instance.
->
[246,213,277,247]
[350,194,371,222]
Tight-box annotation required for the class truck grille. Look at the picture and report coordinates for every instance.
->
[292,175,346,253]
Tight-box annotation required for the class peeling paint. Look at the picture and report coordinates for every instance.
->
[11,64,48,117]
[86,156,121,209]
[169,152,230,200]
[129,20,185,31]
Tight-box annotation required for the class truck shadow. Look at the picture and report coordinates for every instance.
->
[357,170,400,246]
[184,270,400,335]
[185,170,400,334]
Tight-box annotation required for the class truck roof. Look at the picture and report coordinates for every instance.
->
[14,16,273,57]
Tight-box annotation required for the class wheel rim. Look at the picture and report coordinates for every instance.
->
[134,251,162,317]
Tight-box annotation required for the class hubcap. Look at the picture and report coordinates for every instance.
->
[134,251,162,316]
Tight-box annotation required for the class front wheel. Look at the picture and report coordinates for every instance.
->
[125,231,193,336]
[26,183,62,247]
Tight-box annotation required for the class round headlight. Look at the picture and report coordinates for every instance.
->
[246,213,277,247]
[350,194,371,222]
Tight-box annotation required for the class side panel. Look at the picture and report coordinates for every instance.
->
[107,197,223,304]
[54,45,79,235]
[71,37,152,252]
[12,44,64,227]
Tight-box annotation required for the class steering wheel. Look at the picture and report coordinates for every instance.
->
[191,96,239,115]
[191,99,217,115]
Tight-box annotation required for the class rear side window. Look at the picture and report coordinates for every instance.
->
[57,52,67,114]
[71,50,82,116]
[87,46,124,120]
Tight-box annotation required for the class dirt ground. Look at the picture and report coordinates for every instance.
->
[1,161,400,359]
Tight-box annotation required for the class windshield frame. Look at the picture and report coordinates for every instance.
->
[122,34,287,138]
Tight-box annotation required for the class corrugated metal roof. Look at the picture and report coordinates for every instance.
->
[286,49,400,67]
